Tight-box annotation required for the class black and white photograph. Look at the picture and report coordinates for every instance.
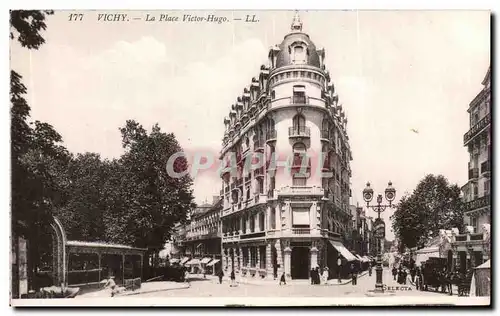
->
[9,8,491,306]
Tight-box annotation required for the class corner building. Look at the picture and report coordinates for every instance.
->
[219,14,355,281]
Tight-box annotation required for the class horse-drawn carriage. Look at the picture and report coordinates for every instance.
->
[421,257,448,292]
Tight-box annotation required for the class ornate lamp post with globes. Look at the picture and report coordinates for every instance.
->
[363,181,396,293]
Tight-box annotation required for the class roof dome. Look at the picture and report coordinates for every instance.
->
[275,12,321,68]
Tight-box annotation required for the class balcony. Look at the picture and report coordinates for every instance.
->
[464,194,490,212]
[254,139,264,152]
[278,186,324,197]
[254,194,267,205]
[236,178,243,187]
[480,160,490,176]
[470,233,484,241]
[320,129,330,142]
[292,228,311,235]
[464,113,491,145]
[292,95,308,104]
[240,231,266,239]
[468,168,479,180]
[288,126,311,138]
[266,130,277,143]
[254,167,264,178]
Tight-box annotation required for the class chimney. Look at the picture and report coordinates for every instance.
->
[212,196,219,205]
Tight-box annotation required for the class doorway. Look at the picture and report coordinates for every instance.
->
[291,247,309,279]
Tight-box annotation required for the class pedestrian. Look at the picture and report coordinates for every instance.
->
[392,266,398,281]
[310,267,315,285]
[184,269,191,287]
[403,268,407,285]
[315,267,320,284]
[337,258,342,283]
[279,272,286,285]
[351,263,357,285]
[217,269,224,284]
[103,274,118,297]
[322,267,329,285]
[410,267,416,283]
[368,263,372,277]
[230,270,236,287]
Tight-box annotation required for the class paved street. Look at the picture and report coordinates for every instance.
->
[134,268,455,298]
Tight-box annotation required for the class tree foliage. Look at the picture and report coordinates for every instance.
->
[391,174,465,250]
[10,10,195,271]
[10,10,54,49]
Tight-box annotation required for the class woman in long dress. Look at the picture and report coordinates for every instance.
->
[322,267,329,285]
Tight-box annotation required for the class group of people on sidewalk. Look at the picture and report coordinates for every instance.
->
[310,266,329,285]
[392,266,408,285]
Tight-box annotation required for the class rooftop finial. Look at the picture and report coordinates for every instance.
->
[291,10,302,32]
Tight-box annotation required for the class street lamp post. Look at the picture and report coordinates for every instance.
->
[363,181,396,293]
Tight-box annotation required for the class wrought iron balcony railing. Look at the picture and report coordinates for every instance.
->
[464,194,490,212]
[464,113,491,145]
[288,126,311,138]
[468,168,479,180]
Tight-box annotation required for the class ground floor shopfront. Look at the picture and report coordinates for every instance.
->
[414,227,490,274]
[222,236,359,281]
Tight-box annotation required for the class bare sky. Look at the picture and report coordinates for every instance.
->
[11,10,490,240]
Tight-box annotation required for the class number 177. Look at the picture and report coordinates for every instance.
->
[68,13,83,21]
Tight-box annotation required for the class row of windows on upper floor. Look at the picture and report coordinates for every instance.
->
[224,113,350,160]
[470,97,490,127]
[224,68,335,128]
[225,83,339,129]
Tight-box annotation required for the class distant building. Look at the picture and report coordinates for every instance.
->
[172,196,223,274]
[452,66,491,273]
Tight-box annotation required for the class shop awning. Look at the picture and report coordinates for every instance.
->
[207,259,220,267]
[180,257,190,265]
[329,241,358,261]
[169,258,180,263]
[200,257,212,264]
[186,258,201,265]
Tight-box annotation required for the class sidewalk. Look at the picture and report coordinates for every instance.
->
[78,281,189,298]
[210,270,370,286]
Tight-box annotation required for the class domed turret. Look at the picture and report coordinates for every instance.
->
[275,12,321,68]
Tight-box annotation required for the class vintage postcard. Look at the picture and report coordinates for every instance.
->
[9,9,491,306]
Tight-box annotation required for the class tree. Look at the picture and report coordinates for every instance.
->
[391,174,465,250]
[55,153,110,241]
[105,121,196,265]
[11,10,67,294]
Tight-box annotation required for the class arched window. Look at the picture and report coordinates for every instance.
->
[322,118,329,137]
[292,142,309,186]
[270,208,276,230]
[259,212,265,232]
[292,114,306,130]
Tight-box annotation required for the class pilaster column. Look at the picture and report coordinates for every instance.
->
[310,202,317,231]
[237,247,242,272]
[246,247,251,267]
[284,247,292,279]
[266,243,272,277]
[286,202,292,233]
[257,246,261,269]
[310,247,318,269]
[246,215,251,234]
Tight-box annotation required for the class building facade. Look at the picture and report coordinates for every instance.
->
[461,67,491,232]
[452,66,491,273]
[219,13,355,281]
[172,197,223,273]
